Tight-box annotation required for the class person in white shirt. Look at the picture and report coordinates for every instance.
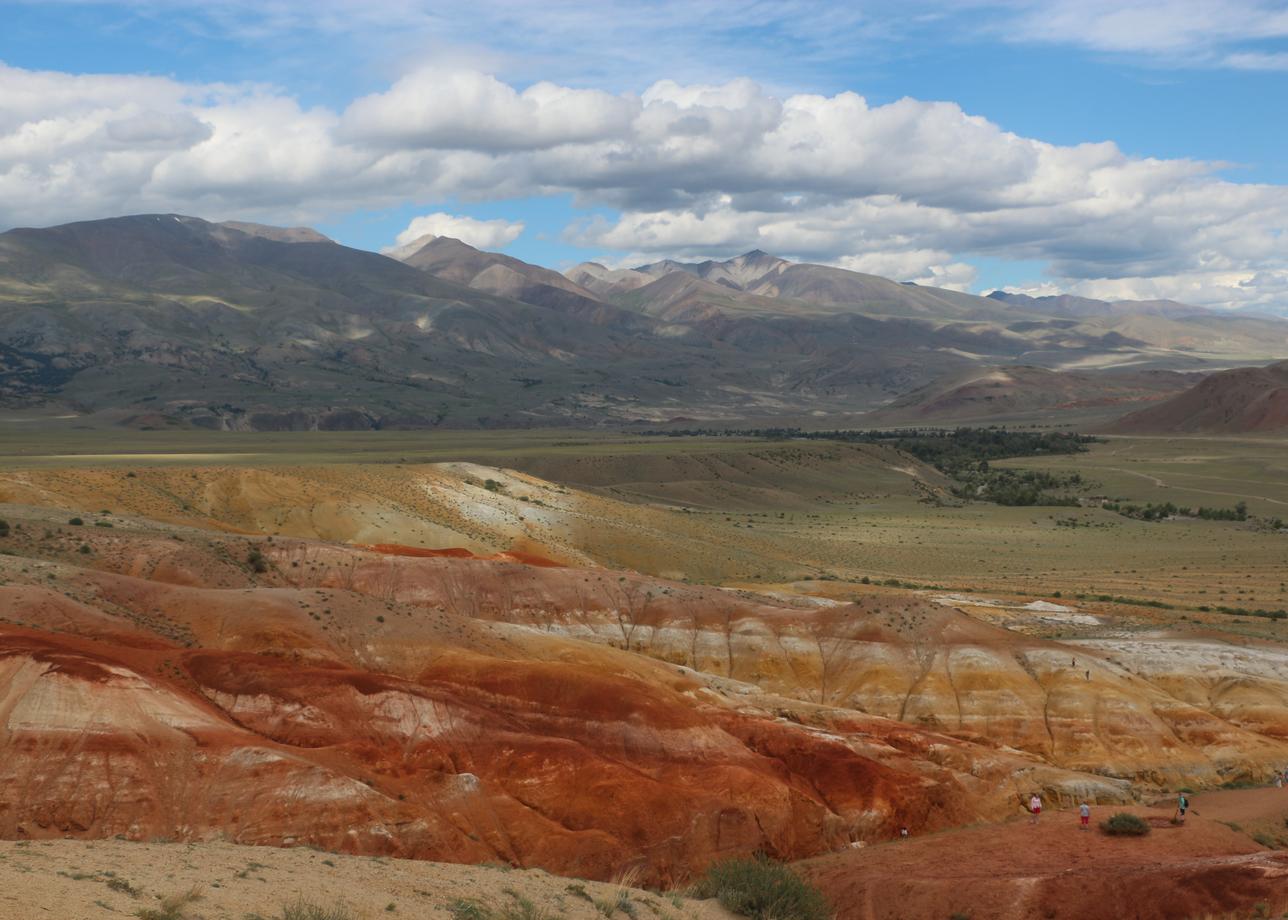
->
[1079,802,1091,830]
[1029,793,1042,825]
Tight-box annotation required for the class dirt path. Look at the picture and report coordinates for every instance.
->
[799,789,1288,920]
[0,839,733,920]
[1101,465,1288,507]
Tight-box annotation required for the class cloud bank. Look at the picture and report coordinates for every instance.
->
[1,60,1285,310]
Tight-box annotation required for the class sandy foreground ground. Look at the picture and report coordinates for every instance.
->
[0,839,737,920]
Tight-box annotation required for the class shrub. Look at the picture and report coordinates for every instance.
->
[690,855,830,920]
[0,519,9,537]
[247,548,269,574]
[69,517,84,526]
[276,902,358,920]
[1100,813,1150,836]
[106,877,140,896]
[447,901,491,920]
[448,899,548,920]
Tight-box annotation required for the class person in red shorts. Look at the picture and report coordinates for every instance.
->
[1029,793,1042,824]
[1079,802,1091,830]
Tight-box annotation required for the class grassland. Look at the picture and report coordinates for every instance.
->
[0,421,785,470]
[1,423,1285,623]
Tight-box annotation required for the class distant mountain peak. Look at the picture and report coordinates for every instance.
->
[384,232,439,262]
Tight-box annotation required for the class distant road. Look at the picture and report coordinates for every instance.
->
[1100,465,1288,507]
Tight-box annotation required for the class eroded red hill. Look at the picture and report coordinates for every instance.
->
[1108,359,1288,434]
[0,509,1121,885]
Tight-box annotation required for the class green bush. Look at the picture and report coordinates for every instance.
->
[1100,813,1150,836]
[247,548,269,573]
[69,517,84,526]
[690,855,830,920]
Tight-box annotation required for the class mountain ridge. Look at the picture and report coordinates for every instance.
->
[2,213,1286,430]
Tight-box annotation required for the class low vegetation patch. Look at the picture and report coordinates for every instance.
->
[644,426,1094,506]
[1074,592,1175,610]
[446,894,550,920]
[1103,499,1248,522]
[245,902,357,920]
[1100,813,1150,836]
[1203,604,1288,621]
[690,854,831,920]
[106,877,140,896]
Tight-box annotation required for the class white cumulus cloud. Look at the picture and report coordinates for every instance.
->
[387,212,525,253]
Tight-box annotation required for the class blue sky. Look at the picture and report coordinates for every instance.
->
[2,1,1287,307]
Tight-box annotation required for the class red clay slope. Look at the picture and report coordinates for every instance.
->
[1106,359,1288,434]
[0,614,937,884]
[800,793,1288,920]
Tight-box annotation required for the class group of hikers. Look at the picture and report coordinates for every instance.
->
[1022,790,1192,828]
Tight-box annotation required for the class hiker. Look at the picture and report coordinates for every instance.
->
[1072,657,1077,667]
[1175,791,1189,823]
[1029,793,1042,825]
[1079,802,1091,830]
[1085,670,1090,680]
[899,826,910,839]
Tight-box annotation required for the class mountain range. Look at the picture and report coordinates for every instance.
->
[1,213,1286,430]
